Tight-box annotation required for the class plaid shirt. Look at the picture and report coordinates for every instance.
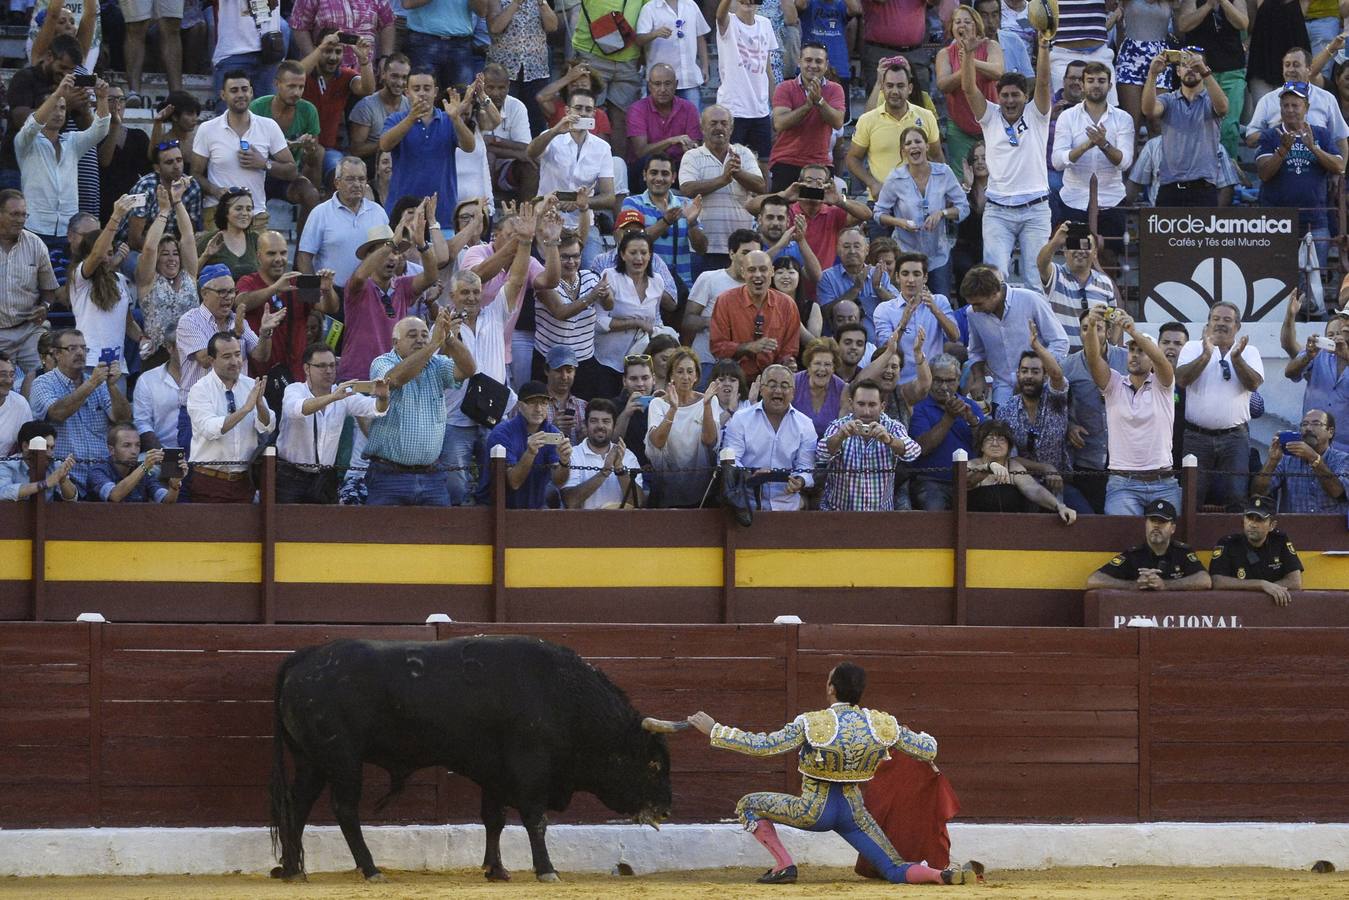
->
[123,172,204,245]
[365,351,461,466]
[289,0,394,68]
[1266,447,1349,515]
[816,413,921,512]
[28,368,114,496]
[996,381,1072,475]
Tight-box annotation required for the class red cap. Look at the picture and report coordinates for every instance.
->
[616,209,646,229]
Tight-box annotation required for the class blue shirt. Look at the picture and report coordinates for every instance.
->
[816,264,897,343]
[0,458,69,502]
[365,351,461,466]
[1257,125,1339,230]
[966,287,1070,403]
[872,162,968,269]
[909,394,985,483]
[1293,351,1349,454]
[1266,447,1349,515]
[1156,90,1222,184]
[89,458,169,503]
[29,368,114,495]
[482,413,563,509]
[872,294,955,384]
[407,0,474,37]
[383,109,460,230]
[799,0,850,76]
[721,402,818,510]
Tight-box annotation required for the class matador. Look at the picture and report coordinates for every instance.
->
[688,662,976,885]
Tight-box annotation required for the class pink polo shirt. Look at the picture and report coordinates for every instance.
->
[626,96,702,164]
[768,78,846,168]
[336,274,419,382]
[865,0,927,49]
[1103,370,1175,471]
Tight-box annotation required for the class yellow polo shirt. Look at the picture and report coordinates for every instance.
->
[852,103,942,198]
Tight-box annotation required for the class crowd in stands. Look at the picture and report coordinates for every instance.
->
[0,0,1346,515]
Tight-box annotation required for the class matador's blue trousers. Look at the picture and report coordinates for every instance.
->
[736,775,914,884]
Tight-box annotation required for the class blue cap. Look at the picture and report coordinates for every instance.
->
[545,345,579,370]
[197,263,233,289]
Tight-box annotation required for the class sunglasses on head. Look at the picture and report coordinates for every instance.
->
[155,139,180,151]
[624,354,652,365]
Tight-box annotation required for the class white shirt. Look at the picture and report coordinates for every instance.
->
[715,14,778,119]
[1176,339,1265,430]
[456,131,494,209]
[677,144,760,253]
[213,0,277,64]
[70,267,132,363]
[977,100,1051,200]
[484,94,532,145]
[594,268,666,372]
[296,196,389,287]
[132,363,187,449]
[637,0,711,88]
[720,402,818,510]
[1245,82,1349,142]
[187,369,275,470]
[0,392,33,456]
[279,380,385,465]
[1051,102,1135,209]
[537,131,614,229]
[446,290,510,427]
[563,440,644,508]
[687,268,740,364]
[191,110,289,214]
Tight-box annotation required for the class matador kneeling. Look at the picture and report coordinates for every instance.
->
[688,662,976,886]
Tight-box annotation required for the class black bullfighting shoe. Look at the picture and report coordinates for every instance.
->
[756,865,799,884]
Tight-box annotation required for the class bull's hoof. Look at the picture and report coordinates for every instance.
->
[537,871,561,883]
[270,866,306,882]
[483,864,511,881]
[365,871,387,883]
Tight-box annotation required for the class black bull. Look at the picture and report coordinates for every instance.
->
[269,636,685,882]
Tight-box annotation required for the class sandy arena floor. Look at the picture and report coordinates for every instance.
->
[0,866,1343,899]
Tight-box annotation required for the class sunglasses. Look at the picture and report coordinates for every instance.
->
[674,17,685,38]
[155,139,181,151]
[225,389,237,414]
[624,354,653,365]
[1218,359,1232,381]
[1003,122,1020,148]
[753,314,765,339]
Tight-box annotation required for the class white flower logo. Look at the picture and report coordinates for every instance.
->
[1143,257,1289,323]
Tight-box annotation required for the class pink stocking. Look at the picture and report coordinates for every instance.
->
[903,862,945,884]
[750,820,795,871]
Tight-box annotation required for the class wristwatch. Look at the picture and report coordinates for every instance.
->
[265,159,274,172]
[418,241,432,252]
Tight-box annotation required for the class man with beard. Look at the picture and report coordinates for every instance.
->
[817,229,896,342]
[1035,223,1118,350]
[563,397,644,508]
[1253,409,1348,514]
[295,156,389,292]
[1157,321,1189,471]
[1175,303,1264,511]
[1083,307,1181,515]
[711,250,802,379]
[236,230,340,380]
[835,322,871,382]
[348,53,412,163]
[679,105,765,270]
[276,344,388,504]
[872,252,959,385]
[910,353,984,510]
[623,154,708,293]
[126,140,204,251]
[1062,308,1127,514]
[722,363,817,511]
[1086,499,1210,591]
[817,379,921,511]
[299,31,376,183]
[193,71,305,219]
[755,194,821,283]
[1207,496,1304,605]
[1050,62,1132,252]
[1142,49,1228,207]
[962,265,1068,407]
[995,325,1092,514]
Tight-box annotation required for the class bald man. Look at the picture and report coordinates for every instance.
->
[627,62,704,166]
[235,230,340,380]
[710,250,801,378]
[363,310,477,506]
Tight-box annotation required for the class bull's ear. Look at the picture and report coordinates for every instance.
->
[641,717,690,733]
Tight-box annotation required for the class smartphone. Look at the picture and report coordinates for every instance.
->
[99,347,118,365]
[555,190,578,202]
[337,32,360,45]
[73,73,96,88]
[538,432,568,446]
[239,139,250,151]
[343,380,376,395]
[1066,221,1091,250]
[269,295,284,311]
[159,448,184,482]
[1277,430,1300,449]
[127,193,148,210]
[1163,49,1183,63]
[798,186,825,201]
[574,116,596,132]
[1314,334,1337,351]
[295,274,321,289]
[636,395,653,410]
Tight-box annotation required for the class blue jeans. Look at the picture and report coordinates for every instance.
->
[212,20,291,94]
[1307,17,1342,80]
[438,423,484,506]
[1104,475,1182,516]
[677,86,702,110]
[509,330,535,391]
[580,226,603,270]
[1182,423,1250,511]
[365,460,451,506]
[407,32,478,88]
[914,477,953,511]
[927,261,953,299]
[982,200,1051,286]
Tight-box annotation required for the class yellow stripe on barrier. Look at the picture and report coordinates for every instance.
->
[276,543,493,584]
[736,548,954,588]
[45,541,261,583]
[506,547,723,588]
[967,549,1109,590]
[0,540,32,580]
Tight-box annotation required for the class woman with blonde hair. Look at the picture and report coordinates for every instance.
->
[933,4,1003,180]
[646,346,722,508]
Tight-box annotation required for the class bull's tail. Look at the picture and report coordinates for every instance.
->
[269,653,304,876]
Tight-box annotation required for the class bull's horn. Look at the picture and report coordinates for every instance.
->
[641,717,691,733]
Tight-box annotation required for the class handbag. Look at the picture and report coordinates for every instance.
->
[244,0,286,63]
[461,372,511,427]
[580,0,636,55]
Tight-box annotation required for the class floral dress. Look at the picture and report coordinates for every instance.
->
[140,273,199,357]
[758,0,788,83]
[486,0,551,82]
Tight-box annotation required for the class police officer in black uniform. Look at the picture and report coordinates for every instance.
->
[1087,499,1213,592]
[1208,495,1304,606]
